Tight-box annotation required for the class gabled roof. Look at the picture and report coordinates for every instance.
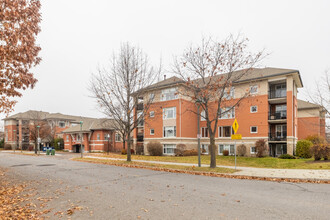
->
[297,100,322,110]
[62,118,117,133]
[3,110,93,121]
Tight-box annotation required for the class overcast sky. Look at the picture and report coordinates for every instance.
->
[2,0,330,124]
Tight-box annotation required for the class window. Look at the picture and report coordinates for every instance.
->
[163,144,176,155]
[164,126,176,137]
[250,126,258,133]
[201,127,208,137]
[149,93,155,100]
[59,121,66,128]
[150,129,155,135]
[219,144,235,155]
[115,133,121,142]
[219,126,234,137]
[161,88,178,101]
[250,146,256,154]
[163,107,176,119]
[219,107,235,119]
[250,85,258,94]
[201,144,209,154]
[250,106,257,113]
[150,111,155,118]
[223,87,235,100]
[66,135,69,141]
[97,134,100,140]
[201,111,206,121]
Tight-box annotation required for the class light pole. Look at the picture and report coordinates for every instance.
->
[195,99,202,167]
[107,133,110,155]
[13,129,16,153]
[80,121,83,158]
[36,125,40,155]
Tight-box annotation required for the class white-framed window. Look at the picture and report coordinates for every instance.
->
[163,144,176,155]
[250,85,258,94]
[219,144,235,155]
[250,126,258,133]
[250,146,256,154]
[150,129,155,135]
[66,135,69,141]
[149,93,155,100]
[201,144,209,154]
[219,107,235,119]
[219,126,234,137]
[59,121,65,128]
[164,126,176,137]
[163,107,176,119]
[97,134,100,140]
[201,110,206,121]
[201,127,208,137]
[223,87,235,100]
[250,106,258,113]
[150,111,155,118]
[161,88,178,101]
[115,133,121,142]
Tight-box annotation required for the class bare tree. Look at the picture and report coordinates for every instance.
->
[27,111,51,154]
[307,70,330,129]
[90,43,161,161]
[173,35,265,168]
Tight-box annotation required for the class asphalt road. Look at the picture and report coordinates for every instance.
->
[0,152,329,220]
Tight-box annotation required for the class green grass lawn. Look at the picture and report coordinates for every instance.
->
[74,158,237,174]
[87,153,330,169]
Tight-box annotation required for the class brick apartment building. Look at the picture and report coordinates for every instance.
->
[62,118,124,153]
[133,67,326,157]
[3,111,124,152]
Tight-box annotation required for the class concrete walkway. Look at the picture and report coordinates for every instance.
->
[85,155,330,181]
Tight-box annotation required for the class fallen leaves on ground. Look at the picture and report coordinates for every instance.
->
[0,168,44,219]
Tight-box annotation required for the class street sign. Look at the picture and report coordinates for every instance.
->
[232,119,239,134]
[37,138,41,143]
[231,134,242,140]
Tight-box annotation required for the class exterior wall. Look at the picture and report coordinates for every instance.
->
[63,130,124,153]
[297,108,325,140]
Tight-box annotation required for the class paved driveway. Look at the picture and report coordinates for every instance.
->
[0,152,329,219]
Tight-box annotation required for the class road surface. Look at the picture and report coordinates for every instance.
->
[0,152,329,219]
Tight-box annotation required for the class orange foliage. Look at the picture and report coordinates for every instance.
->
[0,0,42,114]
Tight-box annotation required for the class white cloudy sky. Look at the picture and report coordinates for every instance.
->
[2,0,330,124]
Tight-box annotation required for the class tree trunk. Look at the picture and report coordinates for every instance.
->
[209,135,216,168]
[127,133,131,162]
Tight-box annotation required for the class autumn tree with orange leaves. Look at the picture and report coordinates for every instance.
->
[0,0,41,114]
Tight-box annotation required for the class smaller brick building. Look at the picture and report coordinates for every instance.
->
[62,118,125,153]
[297,100,326,140]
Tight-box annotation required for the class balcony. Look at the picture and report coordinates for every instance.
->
[269,132,287,142]
[268,83,287,104]
[137,103,144,111]
[137,135,144,142]
[268,111,287,123]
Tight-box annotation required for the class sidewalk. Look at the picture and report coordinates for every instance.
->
[85,155,330,181]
